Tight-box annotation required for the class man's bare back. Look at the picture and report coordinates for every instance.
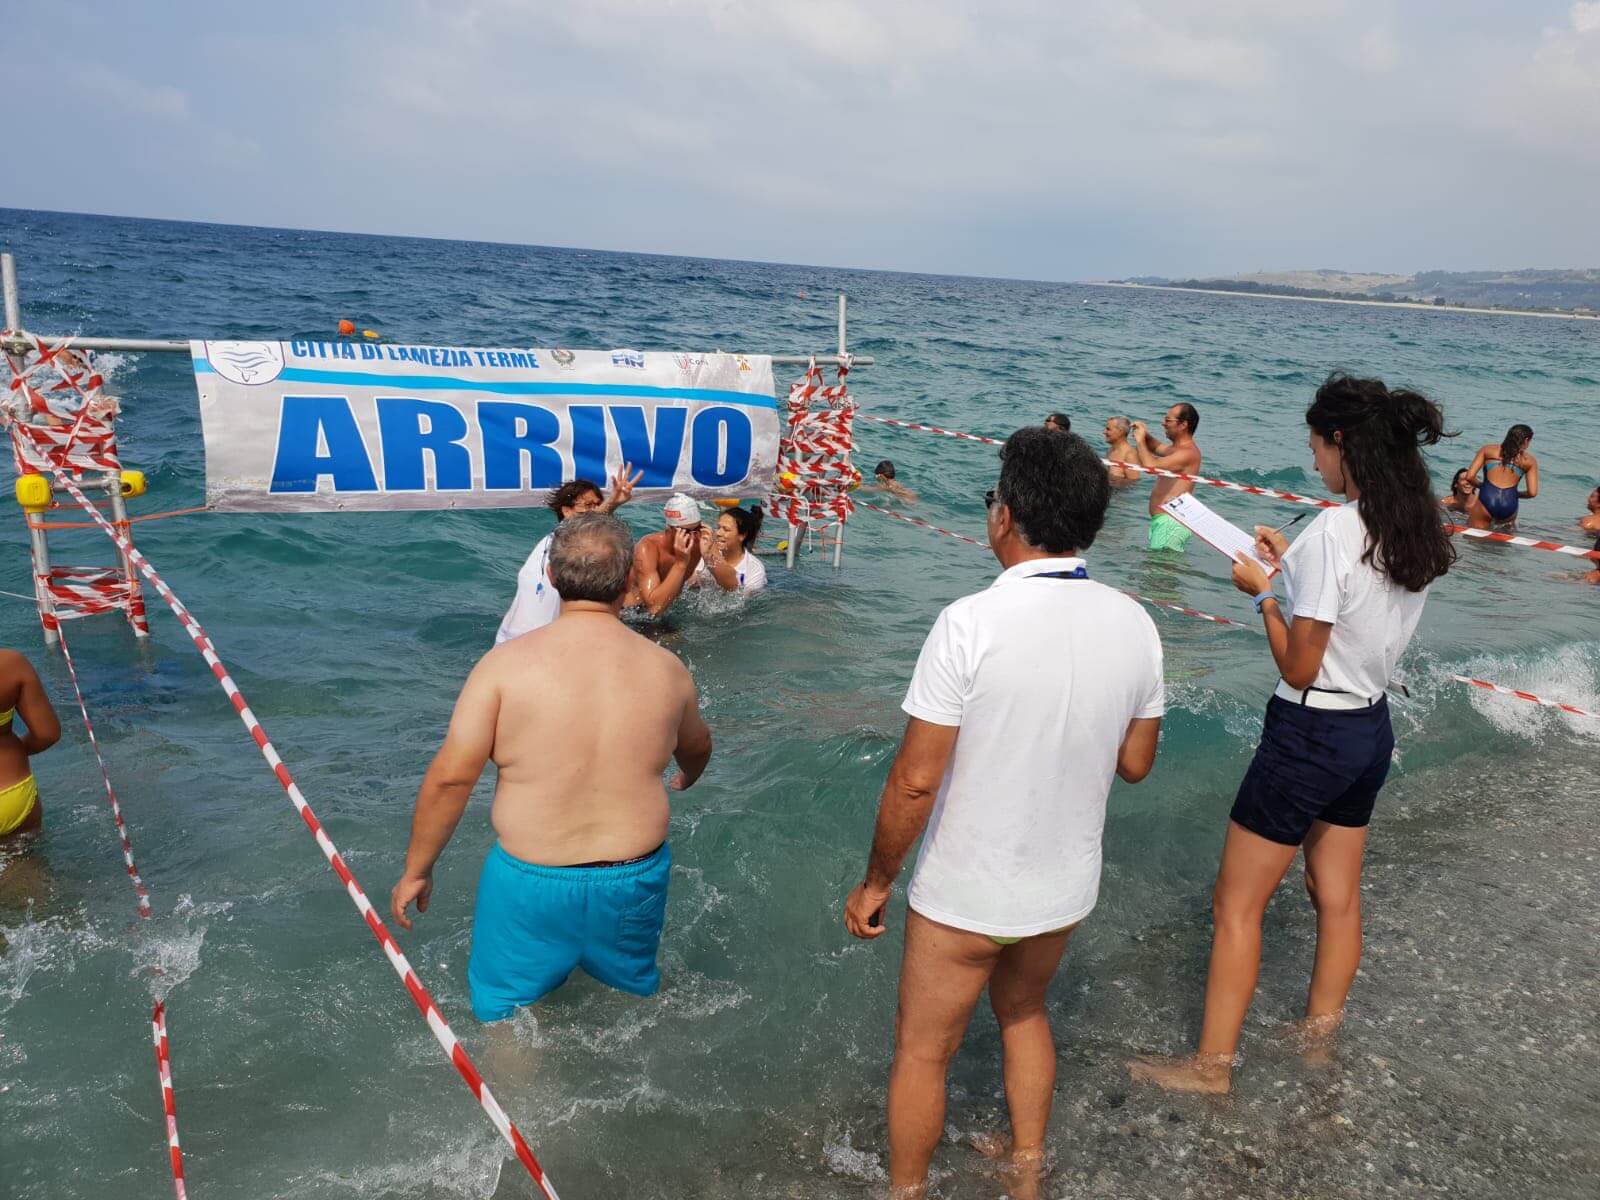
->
[479,614,699,864]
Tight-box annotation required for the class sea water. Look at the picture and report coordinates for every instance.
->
[1,209,1597,1199]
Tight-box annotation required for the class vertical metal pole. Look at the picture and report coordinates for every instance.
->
[27,517,60,647]
[837,293,846,358]
[2,254,20,333]
[833,523,844,569]
[786,522,799,570]
[106,475,150,638]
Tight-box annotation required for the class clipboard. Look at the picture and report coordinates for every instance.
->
[1160,493,1279,576]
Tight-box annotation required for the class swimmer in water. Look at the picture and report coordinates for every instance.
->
[1439,468,1483,526]
[693,506,768,593]
[1103,415,1139,486]
[1580,485,1600,585]
[865,460,919,504]
[1130,403,1202,552]
[392,515,713,1021]
[0,648,62,842]
[625,493,704,616]
[1464,424,1538,529]
[1043,412,1071,433]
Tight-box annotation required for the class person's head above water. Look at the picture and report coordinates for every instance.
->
[715,506,765,554]
[1588,483,1600,513]
[544,479,605,520]
[548,514,634,608]
[986,427,1109,563]
[1043,413,1071,433]
[662,492,703,530]
[874,460,896,480]
[1450,468,1477,498]
[1500,423,1534,463]
[1304,372,1455,593]
[1163,402,1200,439]
[1104,415,1130,444]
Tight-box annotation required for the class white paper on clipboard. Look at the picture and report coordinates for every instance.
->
[1160,493,1279,576]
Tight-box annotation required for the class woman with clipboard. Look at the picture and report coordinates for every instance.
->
[1132,373,1455,1094]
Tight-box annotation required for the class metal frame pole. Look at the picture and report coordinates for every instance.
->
[106,475,150,638]
[27,517,60,647]
[2,254,21,333]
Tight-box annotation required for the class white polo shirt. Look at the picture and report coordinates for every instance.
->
[494,533,560,644]
[902,557,1165,938]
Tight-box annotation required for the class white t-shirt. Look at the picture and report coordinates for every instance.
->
[1279,503,1430,699]
[495,533,560,644]
[692,550,768,593]
[902,557,1165,938]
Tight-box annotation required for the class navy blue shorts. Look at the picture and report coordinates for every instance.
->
[1230,695,1394,847]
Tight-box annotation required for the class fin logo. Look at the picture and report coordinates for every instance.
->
[205,341,285,385]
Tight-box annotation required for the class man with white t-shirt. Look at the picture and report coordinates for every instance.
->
[844,426,1165,1198]
[494,465,641,645]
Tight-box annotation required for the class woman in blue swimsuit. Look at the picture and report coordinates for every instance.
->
[1465,424,1538,528]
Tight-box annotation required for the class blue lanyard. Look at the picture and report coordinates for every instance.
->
[1029,566,1087,580]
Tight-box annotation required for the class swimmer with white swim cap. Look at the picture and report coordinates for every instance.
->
[627,492,704,616]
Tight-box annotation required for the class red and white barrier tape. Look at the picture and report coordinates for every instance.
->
[54,625,151,916]
[46,468,560,1199]
[152,1002,188,1200]
[859,412,1600,563]
[1456,526,1600,561]
[856,413,1340,512]
[861,499,1600,715]
[857,500,1255,629]
[1449,675,1600,720]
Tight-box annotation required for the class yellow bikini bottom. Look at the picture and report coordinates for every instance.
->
[0,774,39,837]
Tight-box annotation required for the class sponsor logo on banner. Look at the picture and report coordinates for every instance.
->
[205,341,285,385]
[552,348,576,367]
[674,353,706,375]
[736,355,752,372]
[611,350,646,369]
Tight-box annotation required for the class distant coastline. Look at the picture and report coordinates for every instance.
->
[1094,281,1600,322]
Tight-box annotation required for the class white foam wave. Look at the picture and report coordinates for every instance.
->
[1454,643,1600,742]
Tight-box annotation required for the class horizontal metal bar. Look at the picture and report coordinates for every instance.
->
[5,333,871,367]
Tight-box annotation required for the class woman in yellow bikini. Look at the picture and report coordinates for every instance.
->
[0,648,61,839]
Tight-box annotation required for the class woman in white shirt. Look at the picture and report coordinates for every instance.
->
[1133,373,1455,1095]
[693,506,768,594]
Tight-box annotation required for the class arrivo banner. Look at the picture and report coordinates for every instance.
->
[192,340,779,511]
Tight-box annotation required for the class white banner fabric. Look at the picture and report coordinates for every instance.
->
[192,340,779,512]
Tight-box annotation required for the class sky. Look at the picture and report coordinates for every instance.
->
[6,0,1600,280]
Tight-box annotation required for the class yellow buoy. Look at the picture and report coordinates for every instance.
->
[119,470,147,499]
[711,498,741,508]
[362,329,381,340]
[14,474,51,511]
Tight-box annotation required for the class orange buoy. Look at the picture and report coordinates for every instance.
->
[337,319,356,336]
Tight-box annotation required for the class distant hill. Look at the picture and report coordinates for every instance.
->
[1118,269,1600,314]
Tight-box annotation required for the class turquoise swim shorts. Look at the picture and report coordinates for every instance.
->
[468,841,671,1021]
[1148,512,1194,552]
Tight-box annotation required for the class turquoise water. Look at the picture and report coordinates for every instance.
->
[2,208,1598,1199]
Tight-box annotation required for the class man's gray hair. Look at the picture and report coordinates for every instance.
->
[548,513,634,604]
[1109,415,1130,435]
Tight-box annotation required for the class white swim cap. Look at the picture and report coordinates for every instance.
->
[663,493,702,527]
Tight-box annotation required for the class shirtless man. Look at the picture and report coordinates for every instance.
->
[392,514,713,1021]
[1130,403,1202,552]
[1103,416,1140,486]
[866,460,919,504]
[627,493,705,616]
[1580,484,1600,585]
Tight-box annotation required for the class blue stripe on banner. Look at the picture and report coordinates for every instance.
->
[191,359,778,410]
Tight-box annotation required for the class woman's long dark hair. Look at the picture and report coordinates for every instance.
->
[1306,373,1455,592]
[1499,423,1533,464]
[725,504,764,547]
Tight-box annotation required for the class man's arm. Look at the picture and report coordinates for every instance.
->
[668,676,713,790]
[1116,717,1162,783]
[390,660,500,930]
[636,531,699,615]
[9,653,61,756]
[844,717,959,938]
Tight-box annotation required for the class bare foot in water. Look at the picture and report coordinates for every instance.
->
[886,1185,927,1200]
[1282,1010,1344,1066]
[1128,1052,1234,1094]
[966,1134,1046,1200]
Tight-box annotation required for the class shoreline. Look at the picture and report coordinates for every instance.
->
[1092,281,1600,322]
